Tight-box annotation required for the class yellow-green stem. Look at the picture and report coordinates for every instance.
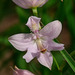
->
[32,7,38,16]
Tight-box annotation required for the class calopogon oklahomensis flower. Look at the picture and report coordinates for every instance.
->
[13,66,34,75]
[8,16,64,69]
[12,0,48,9]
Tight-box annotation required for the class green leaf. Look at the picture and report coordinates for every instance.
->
[60,50,75,72]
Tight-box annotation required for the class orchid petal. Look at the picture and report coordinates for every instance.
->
[40,20,62,39]
[12,0,33,9]
[47,40,64,51]
[26,16,41,32]
[13,67,34,75]
[37,52,53,69]
[23,51,34,63]
[28,42,38,53]
[23,42,39,63]
[8,33,33,51]
[12,0,48,9]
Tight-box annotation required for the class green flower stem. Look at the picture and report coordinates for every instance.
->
[60,49,75,72]
[32,7,38,16]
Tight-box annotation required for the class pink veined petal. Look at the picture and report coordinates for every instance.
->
[23,51,35,63]
[26,16,41,32]
[8,33,33,51]
[13,67,34,75]
[12,0,33,9]
[47,40,64,51]
[37,52,53,70]
[40,20,62,39]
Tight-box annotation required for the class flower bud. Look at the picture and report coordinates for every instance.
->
[13,66,34,75]
[26,16,41,32]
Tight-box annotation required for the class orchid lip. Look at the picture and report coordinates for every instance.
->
[36,38,47,53]
[32,31,47,53]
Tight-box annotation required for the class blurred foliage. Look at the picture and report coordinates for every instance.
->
[0,0,75,75]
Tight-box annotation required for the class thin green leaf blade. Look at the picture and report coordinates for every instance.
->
[60,50,75,72]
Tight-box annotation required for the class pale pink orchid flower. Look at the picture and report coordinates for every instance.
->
[13,66,34,75]
[8,16,64,69]
[12,0,48,9]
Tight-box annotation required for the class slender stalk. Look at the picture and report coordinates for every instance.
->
[32,7,38,16]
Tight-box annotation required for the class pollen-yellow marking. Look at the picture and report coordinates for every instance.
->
[36,38,47,53]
